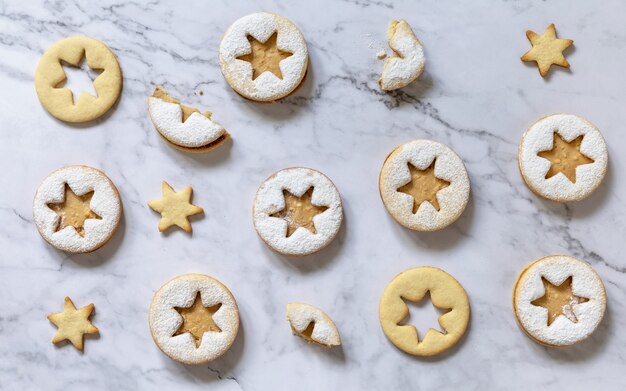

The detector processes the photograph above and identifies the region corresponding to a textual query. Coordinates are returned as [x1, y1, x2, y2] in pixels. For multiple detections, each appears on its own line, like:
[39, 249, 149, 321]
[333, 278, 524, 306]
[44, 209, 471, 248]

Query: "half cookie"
[148, 86, 229, 153]
[219, 12, 308, 102]
[33, 165, 122, 253]
[379, 20, 425, 91]
[513, 255, 606, 347]
[286, 303, 341, 348]
[518, 114, 608, 202]
[253, 167, 343, 256]
[149, 274, 240, 365]
[379, 140, 470, 231]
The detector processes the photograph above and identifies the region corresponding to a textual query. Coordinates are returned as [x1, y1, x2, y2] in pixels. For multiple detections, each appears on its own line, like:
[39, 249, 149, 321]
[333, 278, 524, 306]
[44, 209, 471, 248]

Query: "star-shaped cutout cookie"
[397, 160, 450, 213]
[47, 297, 99, 351]
[173, 292, 222, 348]
[537, 132, 594, 184]
[531, 276, 589, 326]
[521, 24, 573, 77]
[270, 187, 329, 238]
[148, 181, 203, 233]
[47, 183, 102, 237]
[236, 32, 293, 80]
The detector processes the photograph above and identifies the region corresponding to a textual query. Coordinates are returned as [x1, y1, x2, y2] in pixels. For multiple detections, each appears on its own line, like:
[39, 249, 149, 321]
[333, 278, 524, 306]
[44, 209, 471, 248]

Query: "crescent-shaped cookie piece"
[379, 20, 425, 91]
[148, 86, 229, 153]
[286, 303, 341, 348]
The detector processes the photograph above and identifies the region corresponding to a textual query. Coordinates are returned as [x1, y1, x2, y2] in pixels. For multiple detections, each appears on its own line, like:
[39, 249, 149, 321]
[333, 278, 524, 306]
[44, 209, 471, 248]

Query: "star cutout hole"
[537, 132, 594, 184]
[56, 55, 103, 105]
[236, 32, 293, 80]
[270, 187, 329, 238]
[397, 159, 450, 213]
[398, 292, 451, 342]
[173, 292, 223, 348]
[46, 183, 102, 237]
[530, 276, 589, 326]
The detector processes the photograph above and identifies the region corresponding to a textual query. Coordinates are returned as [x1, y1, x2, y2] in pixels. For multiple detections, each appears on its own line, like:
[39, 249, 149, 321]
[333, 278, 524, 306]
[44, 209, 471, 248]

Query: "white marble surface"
[1, 1, 625, 389]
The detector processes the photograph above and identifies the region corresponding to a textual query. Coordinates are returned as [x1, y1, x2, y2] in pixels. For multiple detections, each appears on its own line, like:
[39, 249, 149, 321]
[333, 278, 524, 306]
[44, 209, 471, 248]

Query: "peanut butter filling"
[397, 159, 451, 213]
[236, 32, 293, 80]
[537, 132, 594, 184]
[270, 187, 329, 237]
[291, 321, 327, 347]
[173, 292, 222, 348]
[530, 276, 589, 326]
[47, 184, 102, 236]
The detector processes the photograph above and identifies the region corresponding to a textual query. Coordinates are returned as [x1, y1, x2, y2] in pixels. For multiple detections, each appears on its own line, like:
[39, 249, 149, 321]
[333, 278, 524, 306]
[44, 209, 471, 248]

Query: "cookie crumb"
[376, 50, 387, 59]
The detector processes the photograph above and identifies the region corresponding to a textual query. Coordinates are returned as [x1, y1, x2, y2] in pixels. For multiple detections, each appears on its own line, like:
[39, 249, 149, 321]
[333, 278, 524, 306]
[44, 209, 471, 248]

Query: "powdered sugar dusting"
[33, 166, 122, 253]
[286, 302, 341, 347]
[219, 12, 308, 101]
[148, 97, 225, 148]
[379, 140, 470, 231]
[149, 274, 240, 365]
[379, 20, 425, 91]
[253, 167, 343, 256]
[518, 114, 608, 202]
[514, 256, 606, 346]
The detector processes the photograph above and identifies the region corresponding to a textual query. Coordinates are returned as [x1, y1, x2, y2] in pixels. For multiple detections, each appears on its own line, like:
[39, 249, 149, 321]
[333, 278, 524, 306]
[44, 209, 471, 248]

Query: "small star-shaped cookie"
[148, 181, 203, 232]
[47, 297, 99, 351]
[521, 24, 573, 77]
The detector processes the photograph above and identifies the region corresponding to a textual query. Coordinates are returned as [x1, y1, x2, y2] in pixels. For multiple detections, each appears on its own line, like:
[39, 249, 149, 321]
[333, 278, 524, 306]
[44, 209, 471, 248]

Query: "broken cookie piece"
[286, 302, 341, 348]
[148, 86, 230, 153]
[378, 20, 425, 91]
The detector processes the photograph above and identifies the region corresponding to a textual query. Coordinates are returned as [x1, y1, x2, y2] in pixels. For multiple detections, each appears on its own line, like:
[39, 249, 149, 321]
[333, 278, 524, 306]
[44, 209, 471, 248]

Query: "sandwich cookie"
[253, 167, 343, 256]
[379, 140, 470, 231]
[33, 166, 122, 253]
[219, 12, 308, 102]
[518, 114, 608, 202]
[149, 274, 240, 364]
[513, 255, 606, 347]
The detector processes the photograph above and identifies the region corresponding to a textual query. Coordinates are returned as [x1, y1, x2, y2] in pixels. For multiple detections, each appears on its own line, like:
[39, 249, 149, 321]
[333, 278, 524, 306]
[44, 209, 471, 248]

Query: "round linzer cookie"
[33, 166, 122, 253]
[379, 20, 425, 91]
[253, 167, 343, 256]
[518, 114, 608, 202]
[149, 274, 240, 365]
[35, 36, 122, 123]
[379, 140, 470, 231]
[218, 12, 308, 102]
[379, 267, 470, 356]
[513, 255, 606, 347]
[148, 86, 230, 153]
